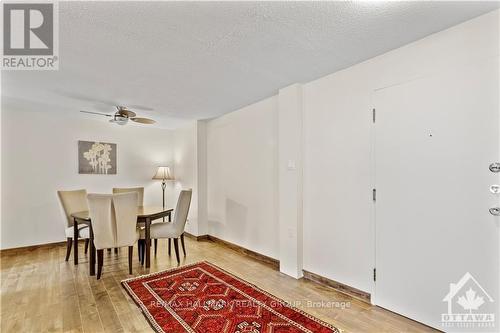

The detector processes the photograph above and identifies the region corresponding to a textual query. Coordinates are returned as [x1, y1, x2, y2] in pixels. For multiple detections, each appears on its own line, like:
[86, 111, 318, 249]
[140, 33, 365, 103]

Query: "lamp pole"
[162, 179, 166, 222]
[153, 166, 173, 223]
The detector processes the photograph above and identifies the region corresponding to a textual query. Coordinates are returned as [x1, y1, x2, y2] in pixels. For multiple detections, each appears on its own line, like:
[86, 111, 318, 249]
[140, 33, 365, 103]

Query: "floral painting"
[78, 141, 117, 174]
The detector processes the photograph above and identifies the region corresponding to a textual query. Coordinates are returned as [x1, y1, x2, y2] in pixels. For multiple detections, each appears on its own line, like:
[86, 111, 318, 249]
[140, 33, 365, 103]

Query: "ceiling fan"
[80, 106, 156, 126]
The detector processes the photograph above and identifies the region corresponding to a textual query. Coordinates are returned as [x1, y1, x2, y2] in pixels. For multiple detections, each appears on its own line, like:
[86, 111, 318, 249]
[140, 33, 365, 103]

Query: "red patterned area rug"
[122, 261, 341, 333]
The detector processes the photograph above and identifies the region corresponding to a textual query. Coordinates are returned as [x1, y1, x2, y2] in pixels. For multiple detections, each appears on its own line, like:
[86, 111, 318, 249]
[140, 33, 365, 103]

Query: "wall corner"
[278, 83, 304, 279]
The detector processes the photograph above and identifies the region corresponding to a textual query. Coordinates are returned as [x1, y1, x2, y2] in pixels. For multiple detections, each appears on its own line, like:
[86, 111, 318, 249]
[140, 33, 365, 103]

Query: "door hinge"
[373, 268, 377, 282]
[372, 188, 376, 202]
[372, 108, 376, 123]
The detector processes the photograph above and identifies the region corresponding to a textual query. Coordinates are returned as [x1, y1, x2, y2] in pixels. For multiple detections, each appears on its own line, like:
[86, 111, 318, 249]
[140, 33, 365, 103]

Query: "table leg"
[89, 224, 95, 276]
[168, 212, 171, 222]
[145, 217, 151, 268]
[73, 218, 78, 265]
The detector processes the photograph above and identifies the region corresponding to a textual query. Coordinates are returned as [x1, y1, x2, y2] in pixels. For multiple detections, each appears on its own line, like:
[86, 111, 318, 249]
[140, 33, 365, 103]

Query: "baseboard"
[208, 235, 280, 270]
[183, 232, 210, 241]
[303, 271, 440, 330]
[0, 239, 85, 254]
[184, 232, 280, 270]
[303, 269, 371, 304]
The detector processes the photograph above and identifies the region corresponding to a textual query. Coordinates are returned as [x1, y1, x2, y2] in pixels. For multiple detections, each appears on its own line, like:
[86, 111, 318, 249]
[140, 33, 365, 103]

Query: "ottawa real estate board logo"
[1, 1, 59, 70]
[442, 272, 495, 330]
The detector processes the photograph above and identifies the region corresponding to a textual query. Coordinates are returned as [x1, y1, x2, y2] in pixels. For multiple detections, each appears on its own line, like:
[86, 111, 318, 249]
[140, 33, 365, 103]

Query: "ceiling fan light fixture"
[109, 115, 128, 125]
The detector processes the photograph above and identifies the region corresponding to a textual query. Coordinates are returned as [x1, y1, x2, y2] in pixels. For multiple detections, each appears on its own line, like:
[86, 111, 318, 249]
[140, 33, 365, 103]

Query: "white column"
[278, 83, 303, 278]
[196, 120, 208, 236]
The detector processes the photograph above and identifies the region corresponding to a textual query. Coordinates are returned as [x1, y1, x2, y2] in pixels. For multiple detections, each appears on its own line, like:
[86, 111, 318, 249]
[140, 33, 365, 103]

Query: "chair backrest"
[112, 192, 138, 247]
[172, 189, 192, 236]
[112, 187, 144, 206]
[87, 194, 116, 250]
[57, 189, 88, 227]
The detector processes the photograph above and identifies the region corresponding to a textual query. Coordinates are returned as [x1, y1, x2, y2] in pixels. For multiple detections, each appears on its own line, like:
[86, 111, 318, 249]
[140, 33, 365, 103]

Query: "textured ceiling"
[2, 1, 499, 128]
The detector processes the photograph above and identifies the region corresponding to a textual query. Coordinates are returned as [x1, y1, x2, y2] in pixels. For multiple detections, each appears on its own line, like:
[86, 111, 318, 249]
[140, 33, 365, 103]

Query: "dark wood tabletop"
[72, 206, 173, 220]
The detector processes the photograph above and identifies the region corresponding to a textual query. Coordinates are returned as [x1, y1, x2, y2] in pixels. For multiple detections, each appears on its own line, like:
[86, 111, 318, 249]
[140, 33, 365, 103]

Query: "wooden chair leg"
[154, 239, 158, 257]
[168, 238, 171, 256]
[84, 239, 89, 254]
[97, 249, 104, 280]
[180, 233, 186, 256]
[65, 238, 72, 261]
[128, 246, 133, 275]
[173, 238, 180, 264]
[138, 241, 142, 262]
[140, 241, 145, 266]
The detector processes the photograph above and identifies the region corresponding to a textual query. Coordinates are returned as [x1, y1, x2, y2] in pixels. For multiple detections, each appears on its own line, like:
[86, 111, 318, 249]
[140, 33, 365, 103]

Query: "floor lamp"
[152, 166, 174, 220]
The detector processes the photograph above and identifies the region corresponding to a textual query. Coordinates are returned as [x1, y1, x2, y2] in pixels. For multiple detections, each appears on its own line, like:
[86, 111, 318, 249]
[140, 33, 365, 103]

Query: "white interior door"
[374, 58, 499, 331]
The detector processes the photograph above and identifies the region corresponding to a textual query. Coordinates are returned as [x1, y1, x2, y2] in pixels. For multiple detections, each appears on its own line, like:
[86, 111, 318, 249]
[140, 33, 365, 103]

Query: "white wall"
[302, 10, 500, 295]
[1, 109, 174, 249]
[173, 122, 198, 235]
[172, 120, 208, 237]
[176, 12, 499, 295]
[206, 96, 279, 259]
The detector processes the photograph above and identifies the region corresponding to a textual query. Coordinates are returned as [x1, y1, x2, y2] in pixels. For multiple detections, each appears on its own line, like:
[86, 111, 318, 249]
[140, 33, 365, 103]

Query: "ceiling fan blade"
[80, 110, 113, 117]
[117, 108, 137, 118]
[131, 117, 156, 124]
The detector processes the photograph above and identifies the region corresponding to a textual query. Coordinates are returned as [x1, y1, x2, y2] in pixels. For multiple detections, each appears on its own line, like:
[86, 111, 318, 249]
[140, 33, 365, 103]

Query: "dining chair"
[87, 192, 139, 279]
[112, 187, 144, 206]
[140, 189, 192, 264]
[112, 186, 164, 258]
[113, 192, 141, 275]
[57, 189, 90, 261]
[112, 187, 144, 256]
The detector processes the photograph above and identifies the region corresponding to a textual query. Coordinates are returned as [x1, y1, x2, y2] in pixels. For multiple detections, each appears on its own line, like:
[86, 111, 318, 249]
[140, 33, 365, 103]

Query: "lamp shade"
[152, 166, 174, 180]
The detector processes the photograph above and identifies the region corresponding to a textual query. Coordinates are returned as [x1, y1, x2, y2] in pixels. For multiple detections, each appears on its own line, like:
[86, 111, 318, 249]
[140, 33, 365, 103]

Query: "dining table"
[71, 206, 173, 275]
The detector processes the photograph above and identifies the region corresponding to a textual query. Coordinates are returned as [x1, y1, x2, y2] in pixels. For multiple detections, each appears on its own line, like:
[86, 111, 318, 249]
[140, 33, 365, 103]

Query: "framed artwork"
[78, 140, 117, 174]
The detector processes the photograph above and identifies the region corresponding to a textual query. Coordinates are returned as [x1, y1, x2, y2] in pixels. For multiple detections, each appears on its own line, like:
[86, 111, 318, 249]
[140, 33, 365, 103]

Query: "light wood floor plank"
[1, 239, 438, 332]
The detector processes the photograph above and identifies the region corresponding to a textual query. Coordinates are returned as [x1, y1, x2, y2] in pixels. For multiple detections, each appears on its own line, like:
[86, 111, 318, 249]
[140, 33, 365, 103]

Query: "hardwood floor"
[1, 238, 438, 333]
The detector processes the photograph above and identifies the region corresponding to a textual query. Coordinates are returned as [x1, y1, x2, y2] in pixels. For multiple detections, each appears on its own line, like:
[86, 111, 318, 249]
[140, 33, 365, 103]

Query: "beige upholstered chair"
[57, 189, 90, 261]
[87, 192, 139, 279]
[112, 187, 144, 255]
[140, 190, 192, 264]
[112, 187, 144, 206]
[112, 186, 165, 257]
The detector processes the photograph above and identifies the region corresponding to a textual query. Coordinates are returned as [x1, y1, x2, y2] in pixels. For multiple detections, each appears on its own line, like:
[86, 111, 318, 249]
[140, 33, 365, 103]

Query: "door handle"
[489, 207, 500, 216]
[489, 162, 500, 173]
